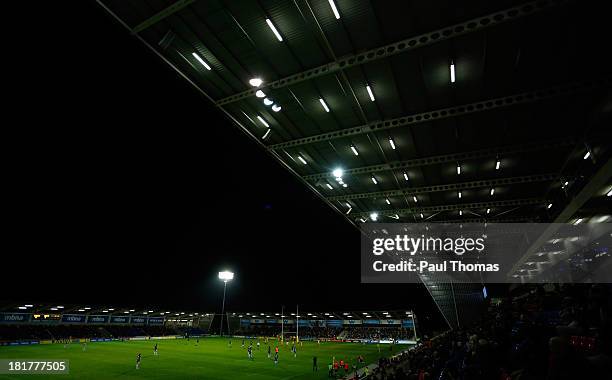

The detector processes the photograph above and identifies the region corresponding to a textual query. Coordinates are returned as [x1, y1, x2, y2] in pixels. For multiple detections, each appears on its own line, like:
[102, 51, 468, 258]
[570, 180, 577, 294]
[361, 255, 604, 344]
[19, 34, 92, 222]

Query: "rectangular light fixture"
[457, 164, 461, 175]
[413, 196, 418, 203]
[328, 0, 340, 19]
[256, 116, 270, 128]
[371, 176, 378, 184]
[490, 188, 495, 196]
[298, 156, 307, 165]
[326, 183, 333, 190]
[496, 160, 500, 170]
[459, 210, 463, 216]
[403, 172, 409, 181]
[319, 98, 330, 112]
[366, 85, 375, 101]
[583, 151, 591, 160]
[350, 145, 359, 156]
[385, 198, 391, 205]
[574, 218, 583, 225]
[458, 191, 462, 199]
[420, 213, 424, 219]
[388, 138, 396, 150]
[262, 129, 271, 140]
[265, 18, 283, 41]
[450, 62, 456, 83]
[486, 208, 490, 214]
[608, 189, 612, 197]
[547, 203, 553, 209]
[191, 52, 211, 70]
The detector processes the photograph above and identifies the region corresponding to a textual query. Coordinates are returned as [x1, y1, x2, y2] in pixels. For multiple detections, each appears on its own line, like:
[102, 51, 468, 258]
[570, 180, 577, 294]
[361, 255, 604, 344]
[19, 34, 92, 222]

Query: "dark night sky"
[3, 2, 443, 329]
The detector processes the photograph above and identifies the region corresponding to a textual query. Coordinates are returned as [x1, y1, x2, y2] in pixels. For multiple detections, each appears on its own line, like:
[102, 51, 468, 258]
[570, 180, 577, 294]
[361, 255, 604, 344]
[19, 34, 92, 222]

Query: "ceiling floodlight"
[263, 98, 274, 106]
[255, 90, 266, 98]
[271, 104, 281, 112]
[249, 78, 263, 87]
[403, 172, 409, 181]
[332, 168, 344, 178]
[298, 156, 307, 165]
[350, 145, 359, 156]
[370, 212, 378, 221]
[450, 61, 456, 83]
[371, 176, 378, 184]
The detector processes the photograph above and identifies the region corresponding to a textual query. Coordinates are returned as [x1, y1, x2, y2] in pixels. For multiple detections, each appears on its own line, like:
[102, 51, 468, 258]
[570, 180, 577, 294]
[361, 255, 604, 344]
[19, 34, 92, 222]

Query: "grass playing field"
[0, 337, 410, 379]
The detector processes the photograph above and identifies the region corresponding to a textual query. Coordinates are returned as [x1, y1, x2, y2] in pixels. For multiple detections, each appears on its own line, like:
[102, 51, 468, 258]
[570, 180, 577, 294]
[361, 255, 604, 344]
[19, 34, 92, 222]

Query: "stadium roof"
[97, 0, 610, 230]
[232, 310, 413, 319]
[96, 0, 611, 328]
[0, 303, 413, 321]
[0, 303, 206, 319]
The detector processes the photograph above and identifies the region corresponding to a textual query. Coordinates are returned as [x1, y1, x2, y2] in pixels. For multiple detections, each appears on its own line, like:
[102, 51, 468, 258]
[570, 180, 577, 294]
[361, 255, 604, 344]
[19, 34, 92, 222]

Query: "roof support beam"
[215, 0, 570, 106]
[329, 174, 556, 202]
[131, 0, 198, 34]
[434, 216, 538, 223]
[507, 157, 612, 276]
[304, 138, 574, 181]
[353, 198, 545, 219]
[268, 77, 610, 150]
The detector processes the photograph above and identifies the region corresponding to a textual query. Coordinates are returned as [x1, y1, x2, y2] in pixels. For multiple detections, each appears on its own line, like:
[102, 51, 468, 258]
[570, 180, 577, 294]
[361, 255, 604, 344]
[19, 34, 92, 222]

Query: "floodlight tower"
[218, 271, 234, 336]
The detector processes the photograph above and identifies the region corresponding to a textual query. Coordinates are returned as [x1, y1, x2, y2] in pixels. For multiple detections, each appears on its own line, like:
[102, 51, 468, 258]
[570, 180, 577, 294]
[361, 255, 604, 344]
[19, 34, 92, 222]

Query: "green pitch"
[0, 337, 410, 379]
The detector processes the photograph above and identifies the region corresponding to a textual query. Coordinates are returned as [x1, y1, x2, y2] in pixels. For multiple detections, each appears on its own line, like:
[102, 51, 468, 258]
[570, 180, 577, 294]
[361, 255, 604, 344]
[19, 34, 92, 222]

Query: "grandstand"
[0, 305, 416, 344]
